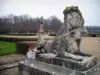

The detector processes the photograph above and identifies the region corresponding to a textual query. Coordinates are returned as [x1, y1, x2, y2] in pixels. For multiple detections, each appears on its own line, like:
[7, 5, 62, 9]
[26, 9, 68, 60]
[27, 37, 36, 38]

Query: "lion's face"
[64, 12, 83, 31]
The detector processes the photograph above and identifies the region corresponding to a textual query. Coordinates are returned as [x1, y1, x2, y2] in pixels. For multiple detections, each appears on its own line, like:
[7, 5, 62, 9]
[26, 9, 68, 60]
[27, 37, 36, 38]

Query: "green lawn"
[0, 41, 16, 56]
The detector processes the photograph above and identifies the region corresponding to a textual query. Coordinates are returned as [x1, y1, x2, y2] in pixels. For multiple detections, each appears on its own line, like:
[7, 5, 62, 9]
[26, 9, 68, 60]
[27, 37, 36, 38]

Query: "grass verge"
[0, 41, 16, 56]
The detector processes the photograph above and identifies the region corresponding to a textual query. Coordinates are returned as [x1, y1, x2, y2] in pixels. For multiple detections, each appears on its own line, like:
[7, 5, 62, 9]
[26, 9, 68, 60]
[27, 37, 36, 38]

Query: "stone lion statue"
[27, 6, 97, 71]
[58, 6, 85, 52]
[36, 6, 90, 58]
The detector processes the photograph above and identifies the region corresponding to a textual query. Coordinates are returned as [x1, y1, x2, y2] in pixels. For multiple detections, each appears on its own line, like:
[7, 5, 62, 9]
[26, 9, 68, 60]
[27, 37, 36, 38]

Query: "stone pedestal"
[19, 58, 100, 75]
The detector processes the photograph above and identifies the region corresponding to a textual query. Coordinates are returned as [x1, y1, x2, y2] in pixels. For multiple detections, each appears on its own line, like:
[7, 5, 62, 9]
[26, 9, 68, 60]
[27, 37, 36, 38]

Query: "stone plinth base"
[19, 58, 100, 75]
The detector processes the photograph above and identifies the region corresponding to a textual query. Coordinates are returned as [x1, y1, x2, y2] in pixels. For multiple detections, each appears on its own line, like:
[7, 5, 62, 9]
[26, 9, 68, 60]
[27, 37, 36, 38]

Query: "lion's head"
[63, 6, 84, 31]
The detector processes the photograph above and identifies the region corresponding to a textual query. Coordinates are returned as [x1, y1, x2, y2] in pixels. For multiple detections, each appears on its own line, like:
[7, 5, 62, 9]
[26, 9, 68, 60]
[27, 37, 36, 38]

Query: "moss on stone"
[63, 6, 83, 19]
[63, 6, 84, 27]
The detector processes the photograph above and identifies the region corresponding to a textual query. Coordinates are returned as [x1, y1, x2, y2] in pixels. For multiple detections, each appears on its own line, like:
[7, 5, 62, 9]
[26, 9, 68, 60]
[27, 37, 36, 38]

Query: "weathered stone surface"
[0, 54, 25, 70]
[0, 67, 18, 75]
[37, 53, 97, 71]
[19, 58, 100, 75]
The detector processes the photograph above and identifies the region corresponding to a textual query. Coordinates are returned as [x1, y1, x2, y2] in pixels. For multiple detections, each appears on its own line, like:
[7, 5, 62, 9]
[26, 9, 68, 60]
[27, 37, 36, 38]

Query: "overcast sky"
[0, 0, 100, 26]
